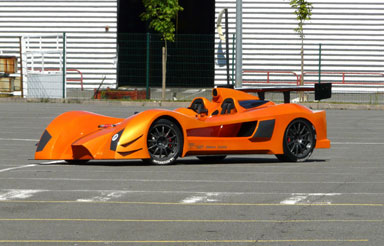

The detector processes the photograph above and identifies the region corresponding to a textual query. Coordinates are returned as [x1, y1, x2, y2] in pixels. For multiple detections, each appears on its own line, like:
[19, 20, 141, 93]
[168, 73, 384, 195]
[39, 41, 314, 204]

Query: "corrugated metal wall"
[0, 0, 117, 89]
[2, 0, 383, 90]
[215, 0, 384, 86]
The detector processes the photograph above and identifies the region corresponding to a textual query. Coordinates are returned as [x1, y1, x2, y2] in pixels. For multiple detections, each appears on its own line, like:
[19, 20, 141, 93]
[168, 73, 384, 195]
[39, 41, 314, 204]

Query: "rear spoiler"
[230, 83, 332, 103]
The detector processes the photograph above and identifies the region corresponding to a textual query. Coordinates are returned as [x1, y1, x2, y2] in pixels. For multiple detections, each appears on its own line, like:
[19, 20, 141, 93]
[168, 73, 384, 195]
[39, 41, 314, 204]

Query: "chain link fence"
[118, 33, 215, 88]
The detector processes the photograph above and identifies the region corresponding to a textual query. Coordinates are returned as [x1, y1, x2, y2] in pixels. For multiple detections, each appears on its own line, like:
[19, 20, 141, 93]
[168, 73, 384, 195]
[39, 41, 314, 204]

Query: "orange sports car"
[35, 86, 331, 165]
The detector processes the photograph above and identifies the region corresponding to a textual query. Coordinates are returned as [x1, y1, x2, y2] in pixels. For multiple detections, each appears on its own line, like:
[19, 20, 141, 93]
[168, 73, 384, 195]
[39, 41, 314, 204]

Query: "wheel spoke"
[153, 147, 159, 155]
[163, 147, 169, 156]
[297, 143, 304, 154]
[148, 144, 156, 150]
[290, 144, 296, 153]
[295, 124, 300, 134]
[159, 148, 163, 158]
[299, 126, 306, 135]
[165, 128, 171, 137]
[294, 144, 299, 155]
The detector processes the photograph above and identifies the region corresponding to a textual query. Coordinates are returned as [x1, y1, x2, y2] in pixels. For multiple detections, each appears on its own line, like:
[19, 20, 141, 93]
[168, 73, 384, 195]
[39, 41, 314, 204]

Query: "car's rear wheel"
[276, 119, 316, 162]
[197, 155, 227, 163]
[144, 119, 182, 165]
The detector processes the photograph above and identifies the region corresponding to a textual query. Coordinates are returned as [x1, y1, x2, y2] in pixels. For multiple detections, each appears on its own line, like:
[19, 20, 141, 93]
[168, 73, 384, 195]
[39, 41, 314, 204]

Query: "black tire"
[65, 160, 89, 164]
[276, 119, 316, 162]
[144, 118, 182, 165]
[197, 155, 227, 163]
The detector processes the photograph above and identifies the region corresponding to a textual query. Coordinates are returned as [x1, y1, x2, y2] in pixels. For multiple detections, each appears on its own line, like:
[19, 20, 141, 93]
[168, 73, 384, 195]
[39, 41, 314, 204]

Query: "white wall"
[215, 0, 384, 86]
[2, 0, 383, 90]
[0, 0, 117, 89]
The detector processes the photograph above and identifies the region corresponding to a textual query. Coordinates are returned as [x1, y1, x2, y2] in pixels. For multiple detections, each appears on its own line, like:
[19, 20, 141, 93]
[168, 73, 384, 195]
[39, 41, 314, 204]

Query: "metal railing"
[301, 72, 384, 85]
[243, 70, 299, 85]
[243, 70, 384, 86]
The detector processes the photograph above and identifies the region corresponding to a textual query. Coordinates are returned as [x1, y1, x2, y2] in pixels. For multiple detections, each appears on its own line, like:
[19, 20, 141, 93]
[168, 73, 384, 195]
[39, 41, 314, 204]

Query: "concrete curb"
[1, 97, 384, 110]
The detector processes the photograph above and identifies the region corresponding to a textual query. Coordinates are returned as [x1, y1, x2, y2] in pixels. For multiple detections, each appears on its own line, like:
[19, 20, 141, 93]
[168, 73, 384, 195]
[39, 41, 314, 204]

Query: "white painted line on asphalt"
[280, 195, 308, 205]
[333, 142, 384, 145]
[0, 138, 39, 142]
[181, 193, 220, 204]
[1, 189, 384, 196]
[0, 164, 36, 173]
[1, 177, 384, 184]
[280, 193, 341, 205]
[77, 191, 127, 202]
[0, 189, 44, 201]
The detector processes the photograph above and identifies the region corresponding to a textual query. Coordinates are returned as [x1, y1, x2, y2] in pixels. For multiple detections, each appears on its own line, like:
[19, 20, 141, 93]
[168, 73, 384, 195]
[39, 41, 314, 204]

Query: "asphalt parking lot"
[0, 102, 383, 245]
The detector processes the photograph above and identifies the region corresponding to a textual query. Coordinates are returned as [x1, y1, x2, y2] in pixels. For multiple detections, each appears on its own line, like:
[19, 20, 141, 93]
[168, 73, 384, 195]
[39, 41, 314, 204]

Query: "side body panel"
[184, 103, 329, 156]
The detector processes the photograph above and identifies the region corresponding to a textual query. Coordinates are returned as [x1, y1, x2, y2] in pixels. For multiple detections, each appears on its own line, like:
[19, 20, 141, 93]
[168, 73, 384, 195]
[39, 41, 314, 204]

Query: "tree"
[289, 0, 313, 86]
[141, 0, 183, 100]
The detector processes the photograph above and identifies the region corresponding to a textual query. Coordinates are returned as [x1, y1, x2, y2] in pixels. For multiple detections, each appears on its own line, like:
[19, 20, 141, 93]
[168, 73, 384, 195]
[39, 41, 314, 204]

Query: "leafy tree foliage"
[290, 0, 313, 38]
[140, 0, 183, 43]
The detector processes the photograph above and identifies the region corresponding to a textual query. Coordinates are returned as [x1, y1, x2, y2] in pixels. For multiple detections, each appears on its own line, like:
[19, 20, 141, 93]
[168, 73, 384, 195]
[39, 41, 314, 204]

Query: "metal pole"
[231, 34, 236, 85]
[62, 32, 66, 99]
[318, 43, 322, 84]
[146, 33, 150, 99]
[235, 0, 242, 88]
[19, 36, 24, 98]
[161, 46, 166, 101]
[225, 8, 230, 87]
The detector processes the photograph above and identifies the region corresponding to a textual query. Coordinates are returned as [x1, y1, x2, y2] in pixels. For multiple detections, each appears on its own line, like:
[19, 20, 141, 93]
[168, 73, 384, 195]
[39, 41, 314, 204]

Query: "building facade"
[1, 0, 383, 92]
[215, 0, 384, 86]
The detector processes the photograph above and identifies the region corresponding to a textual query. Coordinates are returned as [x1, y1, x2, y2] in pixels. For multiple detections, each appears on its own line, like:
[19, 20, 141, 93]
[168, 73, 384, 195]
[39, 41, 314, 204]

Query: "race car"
[35, 86, 331, 165]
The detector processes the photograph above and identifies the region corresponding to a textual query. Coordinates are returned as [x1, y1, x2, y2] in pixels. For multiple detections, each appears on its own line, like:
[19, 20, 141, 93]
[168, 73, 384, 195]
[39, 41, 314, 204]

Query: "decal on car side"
[110, 129, 124, 151]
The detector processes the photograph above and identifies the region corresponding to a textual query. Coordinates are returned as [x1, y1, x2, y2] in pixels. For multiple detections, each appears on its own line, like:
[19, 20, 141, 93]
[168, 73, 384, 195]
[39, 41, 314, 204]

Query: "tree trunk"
[300, 36, 304, 86]
[299, 33, 306, 102]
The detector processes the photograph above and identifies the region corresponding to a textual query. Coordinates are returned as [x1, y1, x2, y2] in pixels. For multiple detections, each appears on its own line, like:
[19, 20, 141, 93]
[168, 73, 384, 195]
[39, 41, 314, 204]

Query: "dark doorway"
[117, 0, 146, 33]
[117, 0, 215, 88]
[177, 0, 215, 35]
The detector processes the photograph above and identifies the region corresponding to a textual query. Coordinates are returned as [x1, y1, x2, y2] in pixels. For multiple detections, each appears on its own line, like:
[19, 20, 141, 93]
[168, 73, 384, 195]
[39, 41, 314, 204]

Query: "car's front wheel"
[276, 119, 316, 162]
[144, 119, 182, 165]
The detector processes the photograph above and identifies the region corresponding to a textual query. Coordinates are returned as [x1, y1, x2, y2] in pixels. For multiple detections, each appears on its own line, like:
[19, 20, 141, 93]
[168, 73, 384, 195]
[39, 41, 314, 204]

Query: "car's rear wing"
[233, 83, 332, 103]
